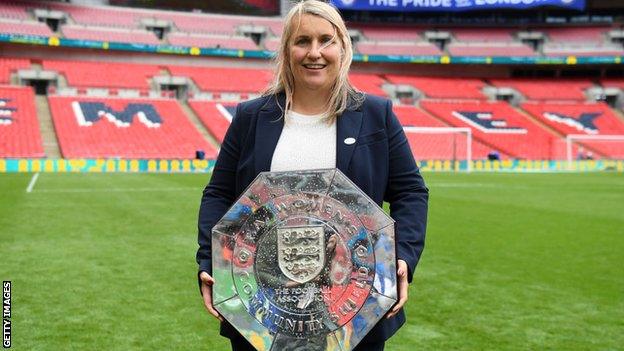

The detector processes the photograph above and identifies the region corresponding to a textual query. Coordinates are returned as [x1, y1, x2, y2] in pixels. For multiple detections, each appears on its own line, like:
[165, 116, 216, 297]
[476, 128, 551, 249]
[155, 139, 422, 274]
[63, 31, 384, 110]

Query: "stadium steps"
[178, 100, 220, 150]
[611, 107, 624, 123]
[512, 105, 605, 158]
[512, 104, 565, 138]
[34, 95, 62, 158]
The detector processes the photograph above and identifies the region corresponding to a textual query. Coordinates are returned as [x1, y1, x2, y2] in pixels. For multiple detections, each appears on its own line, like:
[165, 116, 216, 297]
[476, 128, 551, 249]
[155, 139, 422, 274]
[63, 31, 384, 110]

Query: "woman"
[197, 1, 428, 350]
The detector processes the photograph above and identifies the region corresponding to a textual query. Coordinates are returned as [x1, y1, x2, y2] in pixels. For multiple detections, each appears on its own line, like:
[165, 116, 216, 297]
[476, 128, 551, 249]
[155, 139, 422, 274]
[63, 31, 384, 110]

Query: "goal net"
[565, 134, 624, 163]
[403, 127, 473, 171]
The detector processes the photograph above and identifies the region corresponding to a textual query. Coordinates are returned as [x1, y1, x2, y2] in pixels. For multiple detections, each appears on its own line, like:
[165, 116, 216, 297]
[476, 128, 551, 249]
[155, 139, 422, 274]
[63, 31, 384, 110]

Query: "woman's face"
[289, 14, 342, 96]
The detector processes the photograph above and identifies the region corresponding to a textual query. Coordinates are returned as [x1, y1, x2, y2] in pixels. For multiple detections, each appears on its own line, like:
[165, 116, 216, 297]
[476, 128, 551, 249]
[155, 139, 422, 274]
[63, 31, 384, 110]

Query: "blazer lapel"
[255, 95, 285, 174]
[336, 108, 363, 173]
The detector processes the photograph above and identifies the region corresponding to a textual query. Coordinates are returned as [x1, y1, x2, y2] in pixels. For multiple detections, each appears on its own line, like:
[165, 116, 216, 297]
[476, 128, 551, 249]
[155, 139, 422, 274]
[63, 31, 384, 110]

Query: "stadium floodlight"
[565, 134, 624, 164]
[403, 127, 472, 172]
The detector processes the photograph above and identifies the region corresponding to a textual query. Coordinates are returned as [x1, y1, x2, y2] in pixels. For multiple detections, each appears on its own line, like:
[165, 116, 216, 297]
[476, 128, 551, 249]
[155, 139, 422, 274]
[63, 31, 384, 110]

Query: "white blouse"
[270, 110, 337, 172]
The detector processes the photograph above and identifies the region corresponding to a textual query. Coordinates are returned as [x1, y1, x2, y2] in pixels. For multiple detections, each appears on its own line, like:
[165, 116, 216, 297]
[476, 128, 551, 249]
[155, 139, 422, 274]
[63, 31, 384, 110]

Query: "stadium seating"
[37, 1, 138, 28]
[542, 26, 609, 43]
[187, 100, 233, 143]
[355, 25, 423, 41]
[356, 41, 442, 56]
[62, 25, 160, 45]
[600, 78, 624, 90]
[47, 96, 215, 159]
[396, 105, 506, 160]
[385, 75, 487, 99]
[521, 101, 624, 158]
[488, 79, 594, 101]
[349, 73, 387, 97]
[421, 100, 558, 159]
[264, 37, 280, 52]
[447, 43, 537, 57]
[451, 28, 515, 42]
[0, 2, 29, 20]
[168, 65, 272, 93]
[539, 26, 620, 57]
[167, 33, 257, 50]
[43, 60, 160, 89]
[0, 58, 31, 84]
[0, 85, 44, 158]
[542, 42, 624, 57]
[0, 18, 54, 37]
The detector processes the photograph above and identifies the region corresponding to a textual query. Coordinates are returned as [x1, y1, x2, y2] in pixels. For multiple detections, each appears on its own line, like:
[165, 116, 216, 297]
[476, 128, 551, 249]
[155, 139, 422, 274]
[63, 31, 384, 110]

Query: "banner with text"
[330, 0, 585, 12]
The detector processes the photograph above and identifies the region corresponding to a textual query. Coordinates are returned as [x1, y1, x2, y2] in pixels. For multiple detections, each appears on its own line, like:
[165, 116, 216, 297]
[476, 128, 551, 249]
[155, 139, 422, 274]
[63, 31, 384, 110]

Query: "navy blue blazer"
[197, 93, 428, 342]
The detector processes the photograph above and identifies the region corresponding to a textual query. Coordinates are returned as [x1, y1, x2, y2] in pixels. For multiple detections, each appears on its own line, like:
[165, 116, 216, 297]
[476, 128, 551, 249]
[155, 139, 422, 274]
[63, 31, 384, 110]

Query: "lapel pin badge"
[344, 137, 356, 145]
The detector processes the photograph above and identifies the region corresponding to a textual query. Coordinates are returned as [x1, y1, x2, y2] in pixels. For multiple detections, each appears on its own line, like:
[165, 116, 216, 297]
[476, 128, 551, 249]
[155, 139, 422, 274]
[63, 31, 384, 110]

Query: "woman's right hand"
[199, 271, 224, 322]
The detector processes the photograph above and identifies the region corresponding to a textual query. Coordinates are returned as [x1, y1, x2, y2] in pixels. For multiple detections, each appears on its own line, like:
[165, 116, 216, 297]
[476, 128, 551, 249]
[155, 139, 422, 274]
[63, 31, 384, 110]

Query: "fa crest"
[277, 226, 325, 284]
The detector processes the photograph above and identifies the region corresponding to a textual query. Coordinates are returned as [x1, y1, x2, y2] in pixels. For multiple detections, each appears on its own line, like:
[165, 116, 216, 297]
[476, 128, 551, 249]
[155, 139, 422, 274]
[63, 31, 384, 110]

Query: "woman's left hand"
[386, 259, 408, 319]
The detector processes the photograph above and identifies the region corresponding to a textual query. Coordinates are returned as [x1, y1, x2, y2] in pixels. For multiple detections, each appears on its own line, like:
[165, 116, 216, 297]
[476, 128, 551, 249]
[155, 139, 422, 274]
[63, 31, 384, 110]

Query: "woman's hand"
[386, 259, 408, 319]
[199, 271, 224, 322]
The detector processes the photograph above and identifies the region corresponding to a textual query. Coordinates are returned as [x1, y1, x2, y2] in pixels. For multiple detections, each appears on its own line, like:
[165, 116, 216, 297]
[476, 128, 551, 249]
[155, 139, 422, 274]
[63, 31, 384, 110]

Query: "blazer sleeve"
[196, 104, 244, 278]
[383, 99, 429, 283]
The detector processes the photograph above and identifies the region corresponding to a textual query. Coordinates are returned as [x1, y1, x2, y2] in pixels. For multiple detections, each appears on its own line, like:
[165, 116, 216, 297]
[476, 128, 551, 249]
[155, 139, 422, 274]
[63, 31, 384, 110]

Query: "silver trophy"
[211, 169, 397, 351]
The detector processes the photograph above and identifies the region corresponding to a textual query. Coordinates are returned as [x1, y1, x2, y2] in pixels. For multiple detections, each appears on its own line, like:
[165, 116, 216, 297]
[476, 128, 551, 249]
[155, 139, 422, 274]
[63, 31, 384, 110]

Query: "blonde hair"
[264, 0, 363, 120]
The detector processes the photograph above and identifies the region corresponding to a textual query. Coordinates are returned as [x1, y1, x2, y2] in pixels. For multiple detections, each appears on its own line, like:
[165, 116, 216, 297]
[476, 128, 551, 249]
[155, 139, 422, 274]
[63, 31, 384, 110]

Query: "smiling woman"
[264, 0, 362, 120]
[196, 1, 429, 351]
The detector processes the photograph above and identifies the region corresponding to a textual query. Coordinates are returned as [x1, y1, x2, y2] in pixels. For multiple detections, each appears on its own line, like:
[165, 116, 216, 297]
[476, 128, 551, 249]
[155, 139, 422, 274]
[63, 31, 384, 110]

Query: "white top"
[270, 111, 337, 172]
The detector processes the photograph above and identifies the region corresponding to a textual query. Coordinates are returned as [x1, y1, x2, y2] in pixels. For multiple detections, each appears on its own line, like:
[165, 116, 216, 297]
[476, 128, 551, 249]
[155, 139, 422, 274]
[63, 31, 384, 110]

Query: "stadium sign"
[211, 169, 398, 351]
[330, 0, 585, 12]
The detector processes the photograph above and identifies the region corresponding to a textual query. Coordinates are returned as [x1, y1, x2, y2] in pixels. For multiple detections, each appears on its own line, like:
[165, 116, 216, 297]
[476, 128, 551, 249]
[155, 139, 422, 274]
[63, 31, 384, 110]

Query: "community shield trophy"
[211, 169, 398, 351]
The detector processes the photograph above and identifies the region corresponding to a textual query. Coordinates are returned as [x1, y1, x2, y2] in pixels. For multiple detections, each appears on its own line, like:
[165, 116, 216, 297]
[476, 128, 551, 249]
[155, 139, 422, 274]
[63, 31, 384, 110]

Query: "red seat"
[421, 100, 559, 159]
[48, 96, 216, 159]
[0, 86, 45, 158]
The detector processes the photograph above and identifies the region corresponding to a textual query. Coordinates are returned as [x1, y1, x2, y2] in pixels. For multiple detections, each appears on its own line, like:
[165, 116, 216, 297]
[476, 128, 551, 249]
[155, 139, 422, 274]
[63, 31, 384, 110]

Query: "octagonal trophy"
[211, 169, 397, 351]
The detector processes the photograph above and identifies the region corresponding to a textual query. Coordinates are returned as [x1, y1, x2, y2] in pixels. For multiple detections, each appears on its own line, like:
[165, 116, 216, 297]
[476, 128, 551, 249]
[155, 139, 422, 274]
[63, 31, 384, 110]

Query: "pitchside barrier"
[0, 158, 623, 173]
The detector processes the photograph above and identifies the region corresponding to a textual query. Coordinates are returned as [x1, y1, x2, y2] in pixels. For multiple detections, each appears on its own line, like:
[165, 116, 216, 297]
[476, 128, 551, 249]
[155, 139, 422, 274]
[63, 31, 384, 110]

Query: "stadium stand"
[420, 100, 558, 159]
[386, 76, 487, 99]
[542, 26, 609, 42]
[0, 85, 44, 158]
[349, 73, 387, 96]
[395, 105, 498, 160]
[0, 58, 31, 84]
[451, 28, 515, 42]
[43, 60, 160, 90]
[187, 100, 233, 143]
[61, 25, 160, 45]
[167, 33, 257, 50]
[264, 37, 280, 51]
[0, 2, 29, 19]
[540, 26, 622, 57]
[447, 42, 537, 57]
[355, 25, 423, 41]
[600, 78, 624, 90]
[48, 96, 215, 159]
[488, 79, 594, 101]
[521, 101, 624, 158]
[356, 41, 442, 56]
[0, 18, 54, 36]
[168, 65, 272, 93]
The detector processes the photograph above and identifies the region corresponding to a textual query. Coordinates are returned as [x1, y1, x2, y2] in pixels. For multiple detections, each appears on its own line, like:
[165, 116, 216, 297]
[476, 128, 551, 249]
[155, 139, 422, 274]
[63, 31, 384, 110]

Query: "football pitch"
[1, 171, 622, 350]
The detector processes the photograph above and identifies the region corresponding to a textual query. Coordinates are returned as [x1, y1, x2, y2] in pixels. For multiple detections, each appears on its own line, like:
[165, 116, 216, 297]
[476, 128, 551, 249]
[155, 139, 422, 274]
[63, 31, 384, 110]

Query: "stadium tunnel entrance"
[17, 70, 57, 95]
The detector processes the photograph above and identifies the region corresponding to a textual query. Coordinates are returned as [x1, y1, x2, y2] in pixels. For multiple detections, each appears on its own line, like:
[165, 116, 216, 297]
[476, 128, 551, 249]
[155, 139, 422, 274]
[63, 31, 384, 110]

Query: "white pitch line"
[26, 172, 40, 193]
[35, 187, 200, 194]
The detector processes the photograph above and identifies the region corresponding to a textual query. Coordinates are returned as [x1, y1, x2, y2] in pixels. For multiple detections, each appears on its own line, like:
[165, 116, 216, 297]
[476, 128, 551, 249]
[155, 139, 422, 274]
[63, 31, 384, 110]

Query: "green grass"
[1, 172, 622, 350]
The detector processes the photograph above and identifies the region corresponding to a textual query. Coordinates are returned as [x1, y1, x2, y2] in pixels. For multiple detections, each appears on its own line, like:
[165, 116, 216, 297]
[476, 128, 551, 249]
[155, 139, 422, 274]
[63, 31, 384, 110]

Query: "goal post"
[402, 127, 473, 172]
[565, 134, 624, 164]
